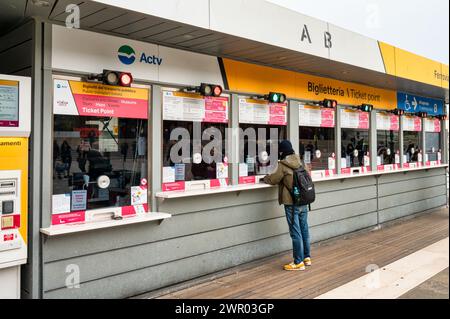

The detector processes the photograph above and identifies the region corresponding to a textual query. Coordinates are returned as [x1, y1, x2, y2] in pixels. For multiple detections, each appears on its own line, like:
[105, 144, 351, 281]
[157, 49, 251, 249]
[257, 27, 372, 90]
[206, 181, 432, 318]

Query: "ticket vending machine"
[0, 75, 31, 299]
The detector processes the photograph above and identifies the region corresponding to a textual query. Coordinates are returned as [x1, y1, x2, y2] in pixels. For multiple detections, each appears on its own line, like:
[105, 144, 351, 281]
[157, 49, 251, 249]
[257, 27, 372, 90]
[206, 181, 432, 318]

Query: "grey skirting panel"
[41, 167, 447, 298]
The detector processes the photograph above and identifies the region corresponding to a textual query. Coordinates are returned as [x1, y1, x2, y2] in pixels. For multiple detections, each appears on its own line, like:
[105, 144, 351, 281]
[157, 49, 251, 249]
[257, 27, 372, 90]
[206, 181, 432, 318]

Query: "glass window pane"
[425, 132, 440, 161]
[341, 128, 370, 168]
[376, 130, 399, 165]
[239, 124, 287, 177]
[299, 126, 335, 171]
[403, 131, 421, 163]
[53, 115, 148, 211]
[162, 121, 227, 182]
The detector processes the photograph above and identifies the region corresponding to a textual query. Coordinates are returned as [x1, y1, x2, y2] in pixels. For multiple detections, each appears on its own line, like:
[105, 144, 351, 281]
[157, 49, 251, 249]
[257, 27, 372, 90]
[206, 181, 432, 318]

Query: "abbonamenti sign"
[397, 92, 445, 116]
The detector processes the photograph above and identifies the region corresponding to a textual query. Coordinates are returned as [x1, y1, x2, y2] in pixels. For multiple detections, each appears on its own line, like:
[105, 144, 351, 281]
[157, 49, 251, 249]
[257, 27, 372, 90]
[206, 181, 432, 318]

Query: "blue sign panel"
[397, 92, 444, 116]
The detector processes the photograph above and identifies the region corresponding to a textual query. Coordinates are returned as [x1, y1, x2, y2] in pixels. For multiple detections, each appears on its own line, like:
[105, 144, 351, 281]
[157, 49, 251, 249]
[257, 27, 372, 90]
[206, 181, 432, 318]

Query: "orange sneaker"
[284, 262, 306, 271]
[304, 257, 312, 266]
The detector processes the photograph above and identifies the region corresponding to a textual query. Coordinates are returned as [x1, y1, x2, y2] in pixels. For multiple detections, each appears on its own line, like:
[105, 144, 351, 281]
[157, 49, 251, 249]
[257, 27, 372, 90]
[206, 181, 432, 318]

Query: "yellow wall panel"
[0, 138, 28, 243]
[378, 42, 397, 76]
[395, 47, 443, 87]
[439, 64, 449, 89]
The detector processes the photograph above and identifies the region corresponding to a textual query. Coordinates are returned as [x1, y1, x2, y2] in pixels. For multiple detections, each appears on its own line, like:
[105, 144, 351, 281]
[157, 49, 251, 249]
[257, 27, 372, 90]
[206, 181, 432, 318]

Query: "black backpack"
[290, 167, 316, 207]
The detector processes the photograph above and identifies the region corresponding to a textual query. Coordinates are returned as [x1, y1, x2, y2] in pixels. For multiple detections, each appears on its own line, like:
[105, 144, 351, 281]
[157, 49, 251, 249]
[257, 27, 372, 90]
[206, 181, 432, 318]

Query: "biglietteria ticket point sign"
[222, 59, 398, 110]
[53, 80, 149, 119]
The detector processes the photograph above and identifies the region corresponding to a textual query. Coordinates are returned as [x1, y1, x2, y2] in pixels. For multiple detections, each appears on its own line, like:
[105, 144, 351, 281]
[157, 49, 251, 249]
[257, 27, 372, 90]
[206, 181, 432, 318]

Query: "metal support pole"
[288, 100, 299, 154]
[369, 110, 377, 171]
[421, 117, 426, 165]
[151, 85, 162, 210]
[399, 115, 404, 168]
[229, 93, 240, 185]
[335, 105, 342, 175]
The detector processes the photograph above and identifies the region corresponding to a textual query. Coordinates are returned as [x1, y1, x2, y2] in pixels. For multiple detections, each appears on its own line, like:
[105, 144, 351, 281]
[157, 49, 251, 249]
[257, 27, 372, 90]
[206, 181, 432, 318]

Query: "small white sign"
[163, 166, 175, 183]
[239, 163, 249, 177]
[131, 186, 147, 206]
[52, 194, 71, 214]
[364, 155, 370, 167]
[341, 158, 347, 168]
[328, 157, 336, 170]
[216, 162, 228, 179]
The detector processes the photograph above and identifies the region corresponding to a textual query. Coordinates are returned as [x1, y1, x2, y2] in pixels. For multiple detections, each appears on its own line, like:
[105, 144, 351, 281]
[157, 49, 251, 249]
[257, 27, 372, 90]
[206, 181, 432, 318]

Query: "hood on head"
[280, 154, 301, 169]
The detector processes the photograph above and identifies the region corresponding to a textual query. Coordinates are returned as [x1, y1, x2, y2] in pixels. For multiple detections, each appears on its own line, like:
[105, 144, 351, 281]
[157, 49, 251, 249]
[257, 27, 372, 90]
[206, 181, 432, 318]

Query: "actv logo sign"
[117, 45, 163, 66]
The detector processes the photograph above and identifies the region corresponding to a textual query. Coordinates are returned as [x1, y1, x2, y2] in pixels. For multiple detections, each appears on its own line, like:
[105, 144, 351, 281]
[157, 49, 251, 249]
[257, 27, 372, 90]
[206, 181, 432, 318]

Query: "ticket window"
[51, 78, 150, 225]
[424, 118, 442, 163]
[299, 104, 336, 176]
[161, 90, 230, 191]
[162, 122, 228, 183]
[53, 116, 148, 210]
[376, 112, 400, 168]
[425, 133, 441, 162]
[299, 127, 335, 171]
[340, 108, 370, 172]
[341, 129, 370, 168]
[402, 115, 423, 165]
[238, 98, 287, 184]
[240, 123, 287, 178]
[377, 130, 400, 165]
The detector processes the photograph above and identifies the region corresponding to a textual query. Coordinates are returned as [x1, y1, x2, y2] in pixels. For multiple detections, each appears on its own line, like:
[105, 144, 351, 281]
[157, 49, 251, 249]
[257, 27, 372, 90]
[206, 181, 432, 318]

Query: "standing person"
[53, 140, 60, 178]
[60, 140, 72, 178]
[263, 140, 311, 271]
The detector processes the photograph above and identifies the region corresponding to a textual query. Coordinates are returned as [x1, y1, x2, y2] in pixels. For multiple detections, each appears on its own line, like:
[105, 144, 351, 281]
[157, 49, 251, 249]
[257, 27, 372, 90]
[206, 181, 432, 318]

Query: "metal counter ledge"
[155, 164, 448, 199]
[40, 212, 172, 237]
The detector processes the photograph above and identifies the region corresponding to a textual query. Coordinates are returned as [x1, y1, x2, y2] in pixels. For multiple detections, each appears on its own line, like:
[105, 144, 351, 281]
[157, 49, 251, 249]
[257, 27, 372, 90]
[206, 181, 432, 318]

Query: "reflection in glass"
[376, 130, 399, 165]
[53, 115, 148, 211]
[403, 131, 421, 163]
[162, 121, 227, 181]
[239, 124, 287, 177]
[341, 129, 370, 168]
[299, 126, 335, 171]
[425, 132, 441, 161]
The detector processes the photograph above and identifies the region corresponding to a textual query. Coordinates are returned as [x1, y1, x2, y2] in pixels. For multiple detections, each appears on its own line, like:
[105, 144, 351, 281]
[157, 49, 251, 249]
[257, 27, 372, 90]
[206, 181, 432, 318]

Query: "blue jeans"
[284, 205, 311, 264]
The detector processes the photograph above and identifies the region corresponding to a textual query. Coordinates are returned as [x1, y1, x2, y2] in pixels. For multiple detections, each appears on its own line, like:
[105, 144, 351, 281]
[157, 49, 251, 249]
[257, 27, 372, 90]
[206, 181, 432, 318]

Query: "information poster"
[424, 118, 441, 132]
[53, 79, 149, 119]
[239, 98, 287, 125]
[98, 117, 119, 152]
[403, 115, 422, 131]
[71, 190, 87, 211]
[174, 164, 186, 181]
[0, 80, 19, 127]
[299, 104, 335, 127]
[163, 91, 228, 123]
[376, 112, 399, 131]
[340, 109, 369, 129]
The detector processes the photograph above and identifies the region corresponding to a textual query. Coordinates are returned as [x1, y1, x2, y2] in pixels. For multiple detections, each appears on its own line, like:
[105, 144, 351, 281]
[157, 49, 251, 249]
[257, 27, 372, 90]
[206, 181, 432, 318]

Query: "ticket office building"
[0, 18, 448, 299]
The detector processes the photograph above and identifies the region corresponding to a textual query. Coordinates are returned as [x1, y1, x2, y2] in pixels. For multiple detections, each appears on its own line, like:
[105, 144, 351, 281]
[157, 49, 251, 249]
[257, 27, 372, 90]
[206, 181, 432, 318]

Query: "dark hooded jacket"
[263, 154, 302, 205]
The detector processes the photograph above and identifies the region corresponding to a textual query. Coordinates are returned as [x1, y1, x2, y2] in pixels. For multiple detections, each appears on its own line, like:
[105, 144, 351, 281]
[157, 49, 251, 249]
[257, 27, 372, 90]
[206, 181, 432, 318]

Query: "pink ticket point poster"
[53, 79, 149, 119]
[268, 102, 287, 125]
[358, 112, 369, 129]
[204, 96, 229, 123]
[320, 108, 335, 127]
